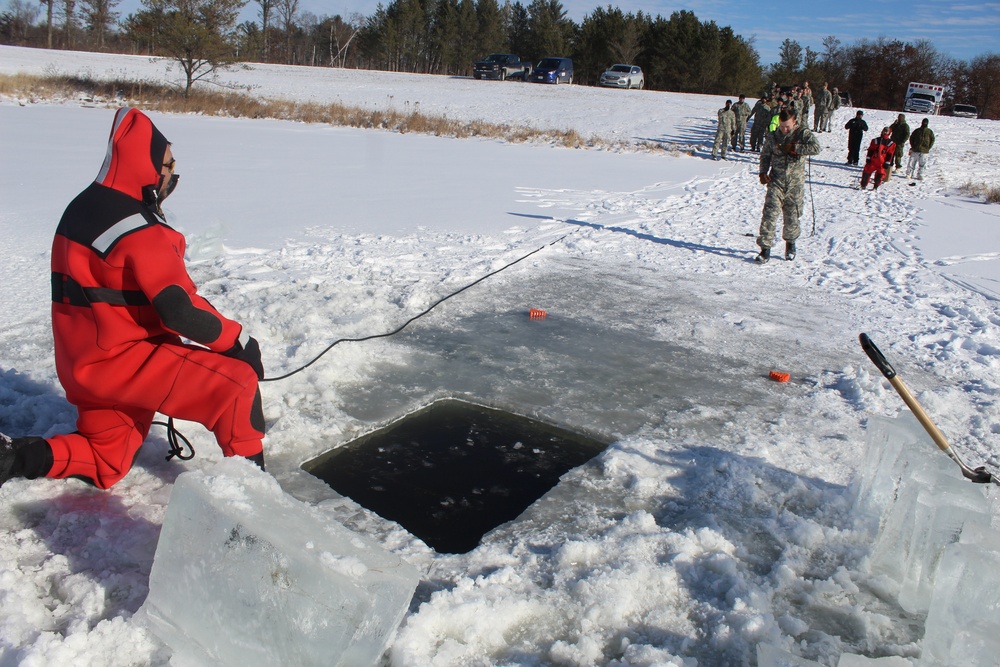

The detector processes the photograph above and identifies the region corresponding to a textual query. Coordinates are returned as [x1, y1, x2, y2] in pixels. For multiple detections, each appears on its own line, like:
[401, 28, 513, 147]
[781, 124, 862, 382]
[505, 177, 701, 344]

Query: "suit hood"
[94, 107, 169, 201]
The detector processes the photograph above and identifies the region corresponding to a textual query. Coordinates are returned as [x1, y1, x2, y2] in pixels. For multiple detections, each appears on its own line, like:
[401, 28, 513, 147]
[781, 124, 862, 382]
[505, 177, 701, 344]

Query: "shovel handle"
[859, 333, 896, 379]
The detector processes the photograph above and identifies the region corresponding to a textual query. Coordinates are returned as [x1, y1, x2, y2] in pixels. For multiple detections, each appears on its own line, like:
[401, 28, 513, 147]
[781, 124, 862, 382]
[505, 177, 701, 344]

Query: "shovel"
[859, 333, 996, 485]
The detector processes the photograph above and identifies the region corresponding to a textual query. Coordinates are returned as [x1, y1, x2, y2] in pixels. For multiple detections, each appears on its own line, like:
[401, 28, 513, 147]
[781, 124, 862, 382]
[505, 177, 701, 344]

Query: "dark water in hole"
[302, 399, 609, 553]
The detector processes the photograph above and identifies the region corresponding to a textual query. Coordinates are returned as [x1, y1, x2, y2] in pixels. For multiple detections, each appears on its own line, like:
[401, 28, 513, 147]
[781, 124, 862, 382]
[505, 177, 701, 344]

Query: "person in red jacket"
[861, 127, 896, 191]
[1, 107, 265, 489]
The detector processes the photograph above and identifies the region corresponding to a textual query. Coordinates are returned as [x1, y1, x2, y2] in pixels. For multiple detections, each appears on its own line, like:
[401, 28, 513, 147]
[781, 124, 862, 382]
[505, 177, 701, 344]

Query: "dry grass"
[959, 181, 1000, 204]
[0, 71, 693, 155]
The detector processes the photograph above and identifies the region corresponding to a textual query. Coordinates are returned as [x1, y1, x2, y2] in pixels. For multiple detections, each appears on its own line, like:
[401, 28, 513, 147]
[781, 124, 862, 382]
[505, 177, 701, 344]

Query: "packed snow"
[1, 45, 999, 666]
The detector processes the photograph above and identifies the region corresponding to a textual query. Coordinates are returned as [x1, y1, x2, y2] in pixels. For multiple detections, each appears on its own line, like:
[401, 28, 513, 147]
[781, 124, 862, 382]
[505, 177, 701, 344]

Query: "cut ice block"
[756, 643, 824, 666]
[838, 655, 913, 666]
[868, 457, 990, 614]
[852, 413, 949, 532]
[918, 523, 1000, 667]
[862, 414, 991, 614]
[138, 458, 420, 667]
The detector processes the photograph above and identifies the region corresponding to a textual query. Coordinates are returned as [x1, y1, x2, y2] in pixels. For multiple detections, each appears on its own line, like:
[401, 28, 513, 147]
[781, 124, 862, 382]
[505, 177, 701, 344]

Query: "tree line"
[1, 0, 997, 117]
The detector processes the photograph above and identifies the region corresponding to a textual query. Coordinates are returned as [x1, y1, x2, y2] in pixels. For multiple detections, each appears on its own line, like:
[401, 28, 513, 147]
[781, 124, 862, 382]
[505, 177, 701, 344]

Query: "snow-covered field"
[1, 45, 999, 665]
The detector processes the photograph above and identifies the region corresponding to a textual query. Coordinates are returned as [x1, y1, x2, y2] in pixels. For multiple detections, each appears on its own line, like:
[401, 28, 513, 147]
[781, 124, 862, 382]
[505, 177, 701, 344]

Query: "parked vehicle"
[528, 58, 573, 84]
[903, 82, 946, 115]
[952, 104, 979, 118]
[838, 91, 852, 107]
[599, 64, 644, 89]
[473, 54, 531, 81]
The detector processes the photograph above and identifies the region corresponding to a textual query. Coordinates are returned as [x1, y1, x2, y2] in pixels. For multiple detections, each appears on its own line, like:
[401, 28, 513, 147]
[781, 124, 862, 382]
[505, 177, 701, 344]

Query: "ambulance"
[903, 82, 945, 115]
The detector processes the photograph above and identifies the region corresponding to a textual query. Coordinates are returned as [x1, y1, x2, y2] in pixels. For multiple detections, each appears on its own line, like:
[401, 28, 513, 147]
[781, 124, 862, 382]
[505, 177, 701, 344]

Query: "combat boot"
[755, 247, 771, 264]
[0, 433, 51, 486]
[785, 242, 796, 261]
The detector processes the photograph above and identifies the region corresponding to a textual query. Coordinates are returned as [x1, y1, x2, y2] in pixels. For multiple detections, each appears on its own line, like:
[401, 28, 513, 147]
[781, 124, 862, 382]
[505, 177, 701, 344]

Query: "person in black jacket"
[844, 110, 868, 166]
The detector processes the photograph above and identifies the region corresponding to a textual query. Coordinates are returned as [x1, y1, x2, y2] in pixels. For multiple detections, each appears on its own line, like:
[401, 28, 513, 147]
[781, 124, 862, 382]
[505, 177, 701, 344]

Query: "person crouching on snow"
[1, 107, 266, 489]
[861, 127, 896, 191]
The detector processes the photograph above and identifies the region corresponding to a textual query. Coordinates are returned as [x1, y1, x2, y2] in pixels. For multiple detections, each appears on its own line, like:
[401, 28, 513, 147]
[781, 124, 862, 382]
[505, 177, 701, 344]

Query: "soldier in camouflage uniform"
[749, 95, 773, 152]
[813, 82, 833, 132]
[787, 91, 803, 129]
[712, 100, 736, 160]
[826, 87, 841, 132]
[755, 108, 822, 264]
[801, 82, 813, 129]
[730, 94, 753, 152]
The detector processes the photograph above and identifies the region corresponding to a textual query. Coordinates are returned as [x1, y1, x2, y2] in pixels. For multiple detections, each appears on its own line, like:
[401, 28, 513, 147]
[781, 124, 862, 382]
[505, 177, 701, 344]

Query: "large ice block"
[862, 416, 991, 614]
[918, 523, 1000, 667]
[869, 461, 990, 614]
[852, 413, 947, 532]
[138, 458, 420, 667]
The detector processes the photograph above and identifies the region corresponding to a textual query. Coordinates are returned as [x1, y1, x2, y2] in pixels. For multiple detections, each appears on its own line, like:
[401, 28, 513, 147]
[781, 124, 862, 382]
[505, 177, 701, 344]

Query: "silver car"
[599, 64, 644, 89]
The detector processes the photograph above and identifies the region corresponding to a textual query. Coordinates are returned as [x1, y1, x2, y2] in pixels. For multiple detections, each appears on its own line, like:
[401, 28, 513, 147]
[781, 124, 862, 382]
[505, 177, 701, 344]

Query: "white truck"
[903, 82, 946, 115]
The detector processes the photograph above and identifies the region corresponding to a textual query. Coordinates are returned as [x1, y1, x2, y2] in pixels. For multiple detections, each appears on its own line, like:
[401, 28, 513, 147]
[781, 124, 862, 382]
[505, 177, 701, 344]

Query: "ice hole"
[302, 398, 610, 554]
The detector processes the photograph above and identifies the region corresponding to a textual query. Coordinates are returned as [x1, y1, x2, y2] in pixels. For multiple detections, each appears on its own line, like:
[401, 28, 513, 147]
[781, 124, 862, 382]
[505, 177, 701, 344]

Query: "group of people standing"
[714, 81, 842, 160]
[708, 82, 938, 265]
[846, 111, 936, 189]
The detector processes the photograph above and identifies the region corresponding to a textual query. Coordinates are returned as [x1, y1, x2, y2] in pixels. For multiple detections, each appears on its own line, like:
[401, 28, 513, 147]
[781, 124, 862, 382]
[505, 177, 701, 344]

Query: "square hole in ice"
[302, 398, 609, 554]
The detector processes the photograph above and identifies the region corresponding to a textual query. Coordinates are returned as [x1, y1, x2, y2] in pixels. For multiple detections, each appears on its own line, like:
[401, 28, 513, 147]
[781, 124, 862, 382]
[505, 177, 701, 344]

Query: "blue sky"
[111, 0, 999, 65]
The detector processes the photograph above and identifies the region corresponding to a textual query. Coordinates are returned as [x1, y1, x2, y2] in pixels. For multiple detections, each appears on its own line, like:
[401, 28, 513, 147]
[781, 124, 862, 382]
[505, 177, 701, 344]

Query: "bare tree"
[3, 0, 41, 41]
[273, 0, 296, 63]
[40, 0, 54, 47]
[255, 0, 271, 60]
[60, 0, 76, 47]
[78, 0, 119, 48]
[330, 13, 362, 67]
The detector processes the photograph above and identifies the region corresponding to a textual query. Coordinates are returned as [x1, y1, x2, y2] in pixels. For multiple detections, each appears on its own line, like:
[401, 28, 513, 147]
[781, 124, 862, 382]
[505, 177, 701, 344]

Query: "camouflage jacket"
[760, 125, 822, 185]
[751, 99, 772, 123]
[815, 88, 833, 111]
[733, 101, 753, 124]
[717, 108, 736, 133]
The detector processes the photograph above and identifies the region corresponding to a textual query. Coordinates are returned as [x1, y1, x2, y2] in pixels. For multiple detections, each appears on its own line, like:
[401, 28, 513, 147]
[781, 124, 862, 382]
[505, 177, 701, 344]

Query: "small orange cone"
[529, 309, 547, 319]
[769, 370, 790, 383]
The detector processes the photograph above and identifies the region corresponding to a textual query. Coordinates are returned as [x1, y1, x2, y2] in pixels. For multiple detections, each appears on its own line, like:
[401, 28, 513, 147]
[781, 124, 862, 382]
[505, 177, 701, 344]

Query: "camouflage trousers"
[813, 109, 828, 131]
[712, 128, 732, 158]
[757, 180, 804, 249]
[731, 121, 748, 150]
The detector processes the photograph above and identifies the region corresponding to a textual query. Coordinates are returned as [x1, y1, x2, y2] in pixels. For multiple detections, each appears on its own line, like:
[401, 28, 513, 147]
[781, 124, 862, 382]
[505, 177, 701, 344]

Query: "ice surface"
[138, 458, 419, 667]
[756, 643, 823, 666]
[854, 413, 991, 614]
[838, 655, 913, 666]
[918, 523, 1000, 667]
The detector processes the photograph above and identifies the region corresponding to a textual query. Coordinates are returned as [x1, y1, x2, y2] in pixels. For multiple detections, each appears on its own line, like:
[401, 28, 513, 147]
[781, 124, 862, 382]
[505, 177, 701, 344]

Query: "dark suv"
[528, 58, 573, 84]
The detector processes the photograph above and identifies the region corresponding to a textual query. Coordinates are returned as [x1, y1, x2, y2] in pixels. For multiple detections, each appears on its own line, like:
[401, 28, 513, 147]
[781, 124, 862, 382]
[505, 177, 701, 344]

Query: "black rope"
[154, 417, 196, 461]
[261, 232, 571, 383]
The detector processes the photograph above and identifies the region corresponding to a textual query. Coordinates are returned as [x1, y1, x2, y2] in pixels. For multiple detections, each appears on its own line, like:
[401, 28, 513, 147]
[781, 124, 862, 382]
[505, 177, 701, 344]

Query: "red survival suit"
[47, 107, 265, 489]
[861, 133, 896, 190]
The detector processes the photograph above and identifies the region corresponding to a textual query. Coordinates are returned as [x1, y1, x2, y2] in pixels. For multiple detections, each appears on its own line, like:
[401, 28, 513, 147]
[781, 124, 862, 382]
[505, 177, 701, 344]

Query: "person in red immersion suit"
[861, 127, 896, 191]
[1, 107, 266, 489]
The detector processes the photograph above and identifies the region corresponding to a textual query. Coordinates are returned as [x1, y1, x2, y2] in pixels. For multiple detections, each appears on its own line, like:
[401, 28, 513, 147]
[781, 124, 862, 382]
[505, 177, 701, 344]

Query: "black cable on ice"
[261, 232, 572, 383]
